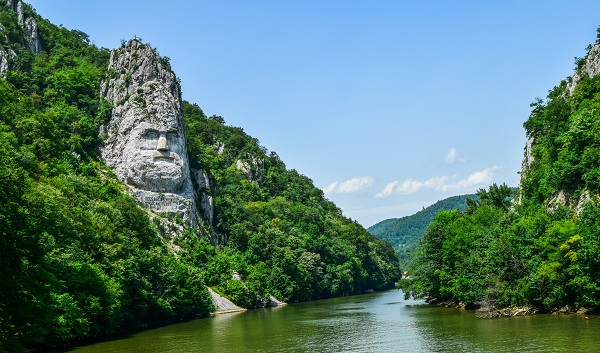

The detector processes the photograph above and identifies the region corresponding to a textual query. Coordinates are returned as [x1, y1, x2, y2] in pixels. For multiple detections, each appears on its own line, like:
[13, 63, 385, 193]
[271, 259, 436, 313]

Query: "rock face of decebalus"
[100, 39, 199, 227]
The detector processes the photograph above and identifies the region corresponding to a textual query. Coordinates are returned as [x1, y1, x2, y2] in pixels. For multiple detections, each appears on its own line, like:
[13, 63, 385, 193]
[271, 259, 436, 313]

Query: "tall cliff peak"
[100, 39, 200, 228]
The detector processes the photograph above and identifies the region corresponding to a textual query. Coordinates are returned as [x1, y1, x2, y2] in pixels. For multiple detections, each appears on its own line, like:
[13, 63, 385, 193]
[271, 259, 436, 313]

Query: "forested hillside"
[0, 2, 399, 351]
[368, 194, 475, 270]
[402, 31, 600, 315]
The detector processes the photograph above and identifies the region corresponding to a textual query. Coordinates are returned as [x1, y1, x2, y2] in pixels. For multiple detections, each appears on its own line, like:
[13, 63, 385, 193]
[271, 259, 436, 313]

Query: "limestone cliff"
[0, 0, 41, 77]
[523, 40, 600, 176]
[567, 41, 600, 96]
[521, 40, 600, 211]
[192, 168, 215, 225]
[0, 30, 16, 76]
[99, 39, 200, 228]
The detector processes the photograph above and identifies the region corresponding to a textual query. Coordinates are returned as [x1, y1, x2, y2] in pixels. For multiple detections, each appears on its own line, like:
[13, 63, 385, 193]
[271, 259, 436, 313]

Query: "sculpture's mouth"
[153, 150, 176, 161]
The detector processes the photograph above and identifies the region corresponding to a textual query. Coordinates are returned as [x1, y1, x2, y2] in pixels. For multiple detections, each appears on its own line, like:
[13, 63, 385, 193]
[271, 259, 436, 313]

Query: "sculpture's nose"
[157, 136, 168, 151]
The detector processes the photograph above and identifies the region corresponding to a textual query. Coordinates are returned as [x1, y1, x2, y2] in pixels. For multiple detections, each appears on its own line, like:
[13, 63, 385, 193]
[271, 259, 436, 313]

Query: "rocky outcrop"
[255, 296, 287, 308]
[568, 42, 600, 96]
[99, 39, 200, 228]
[207, 287, 246, 314]
[235, 158, 264, 181]
[15, 1, 41, 54]
[0, 46, 16, 76]
[547, 189, 591, 214]
[518, 136, 535, 203]
[0, 0, 41, 77]
[4, 0, 41, 53]
[192, 168, 215, 225]
[521, 136, 534, 175]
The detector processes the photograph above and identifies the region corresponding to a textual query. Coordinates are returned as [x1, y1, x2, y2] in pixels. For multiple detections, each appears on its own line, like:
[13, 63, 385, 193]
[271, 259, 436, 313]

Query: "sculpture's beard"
[126, 150, 186, 193]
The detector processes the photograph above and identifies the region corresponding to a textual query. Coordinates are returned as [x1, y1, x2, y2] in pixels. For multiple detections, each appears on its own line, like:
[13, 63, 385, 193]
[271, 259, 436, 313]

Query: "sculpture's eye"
[166, 132, 179, 148]
[166, 132, 178, 140]
[142, 130, 160, 149]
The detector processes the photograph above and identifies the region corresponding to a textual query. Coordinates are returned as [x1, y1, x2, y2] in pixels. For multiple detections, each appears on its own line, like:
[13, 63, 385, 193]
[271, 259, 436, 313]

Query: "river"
[62, 290, 599, 352]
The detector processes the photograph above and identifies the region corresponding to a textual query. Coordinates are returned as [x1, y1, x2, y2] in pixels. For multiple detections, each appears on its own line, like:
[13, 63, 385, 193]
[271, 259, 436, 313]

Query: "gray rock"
[517, 136, 535, 204]
[207, 287, 246, 314]
[100, 39, 199, 227]
[235, 157, 264, 181]
[256, 296, 286, 308]
[8, 0, 41, 54]
[521, 136, 534, 174]
[22, 15, 41, 54]
[567, 41, 600, 96]
[0, 0, 41, 76]
[576, 189, 591, 215]
[192, 168, 215, 225]
[0, 47, 15, 77]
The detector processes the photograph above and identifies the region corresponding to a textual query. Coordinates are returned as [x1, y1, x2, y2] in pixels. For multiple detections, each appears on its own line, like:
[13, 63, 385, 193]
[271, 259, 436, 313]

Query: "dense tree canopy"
[402, 37, 600, 313]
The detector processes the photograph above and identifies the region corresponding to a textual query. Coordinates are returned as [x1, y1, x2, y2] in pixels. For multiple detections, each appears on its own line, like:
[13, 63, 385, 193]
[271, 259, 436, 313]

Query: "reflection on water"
[413, 305, 599, 353]
[62, 290, 599, 353]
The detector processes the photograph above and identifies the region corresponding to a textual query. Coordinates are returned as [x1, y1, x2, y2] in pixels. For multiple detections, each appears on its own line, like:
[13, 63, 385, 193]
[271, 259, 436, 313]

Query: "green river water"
[62, 290, 599, 352]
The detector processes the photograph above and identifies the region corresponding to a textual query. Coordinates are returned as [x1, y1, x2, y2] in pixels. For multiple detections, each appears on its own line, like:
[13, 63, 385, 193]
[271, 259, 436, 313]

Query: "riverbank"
[425, 297, 594, 318]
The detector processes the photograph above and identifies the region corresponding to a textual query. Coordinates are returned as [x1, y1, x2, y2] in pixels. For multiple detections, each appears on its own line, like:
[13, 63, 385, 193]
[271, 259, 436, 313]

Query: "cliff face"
[567, 42, 600, 96]
[520, 40, 600, 211]
[522, 41, 600, 176]
[0, 0, 41, 77]
[100, 39, 201, 228]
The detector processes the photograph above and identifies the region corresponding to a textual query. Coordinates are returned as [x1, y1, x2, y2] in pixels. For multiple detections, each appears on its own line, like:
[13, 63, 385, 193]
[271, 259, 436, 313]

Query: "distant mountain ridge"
[368, 194, 476, 269]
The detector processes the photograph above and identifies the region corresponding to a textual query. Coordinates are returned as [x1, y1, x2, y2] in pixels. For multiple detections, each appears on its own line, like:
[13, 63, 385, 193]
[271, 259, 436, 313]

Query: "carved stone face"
[99, 41, 191, 194]
[120, 115, 188, 193]
[100, 39, 200, 228]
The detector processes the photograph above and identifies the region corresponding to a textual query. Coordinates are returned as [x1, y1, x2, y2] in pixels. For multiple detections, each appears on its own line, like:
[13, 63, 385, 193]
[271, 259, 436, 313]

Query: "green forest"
[401, 34, 600, 314]
[0, 2, 399, 351]
[368, 194, 475, 270]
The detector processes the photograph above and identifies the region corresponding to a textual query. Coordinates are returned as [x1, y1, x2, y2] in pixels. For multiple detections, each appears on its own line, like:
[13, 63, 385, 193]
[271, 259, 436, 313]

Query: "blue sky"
[26, 0, 600, 227]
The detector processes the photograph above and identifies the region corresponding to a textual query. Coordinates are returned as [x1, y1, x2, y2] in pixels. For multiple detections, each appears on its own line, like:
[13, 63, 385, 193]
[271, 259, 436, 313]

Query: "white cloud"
[323, 177, 374, 195]
[396, 176, 449, 194]
[375, 181, 399, 198]
[323, 181, 339, 195]
[375, 166, 503, 197]
[445, 147, 458, 163]
[445, 147, 465, 164]
[454, 166, 501, 190]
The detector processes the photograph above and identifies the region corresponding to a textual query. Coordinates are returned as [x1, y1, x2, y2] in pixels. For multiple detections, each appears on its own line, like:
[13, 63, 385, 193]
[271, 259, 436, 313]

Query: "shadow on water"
[57, 290, 600, 353]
